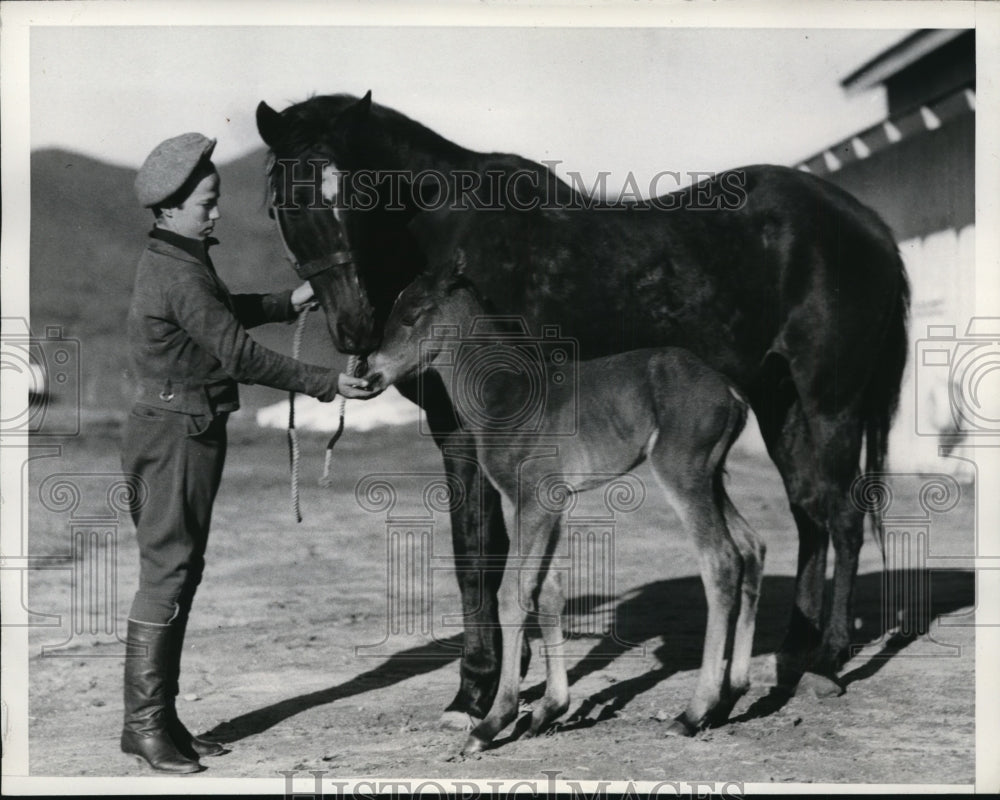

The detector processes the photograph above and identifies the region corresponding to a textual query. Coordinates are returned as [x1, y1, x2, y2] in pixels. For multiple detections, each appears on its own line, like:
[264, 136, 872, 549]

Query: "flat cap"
[134, 132, 217, 207]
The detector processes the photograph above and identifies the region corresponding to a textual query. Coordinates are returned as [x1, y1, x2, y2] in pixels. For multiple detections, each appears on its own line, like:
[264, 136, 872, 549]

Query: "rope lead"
[320, 354, 359, 488]
[288, 306, 313, 523]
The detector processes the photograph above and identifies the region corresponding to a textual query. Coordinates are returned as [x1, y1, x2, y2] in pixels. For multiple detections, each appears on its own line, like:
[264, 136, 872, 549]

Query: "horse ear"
[256, 101, 283, 147]
[330, 91, 373, 138]
[343, 91, 372, 124]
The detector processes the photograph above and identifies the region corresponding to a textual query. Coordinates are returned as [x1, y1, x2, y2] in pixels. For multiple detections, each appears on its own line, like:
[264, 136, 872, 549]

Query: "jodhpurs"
[121, 404, 228, 625]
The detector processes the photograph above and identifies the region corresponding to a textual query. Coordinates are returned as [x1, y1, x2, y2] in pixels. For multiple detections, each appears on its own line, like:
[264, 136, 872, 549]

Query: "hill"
[29, 147, 346, 414]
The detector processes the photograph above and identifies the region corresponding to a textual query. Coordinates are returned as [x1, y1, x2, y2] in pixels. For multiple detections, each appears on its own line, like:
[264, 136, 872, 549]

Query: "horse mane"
[272, 93, 470, 168]
[270, 93, 576, 188]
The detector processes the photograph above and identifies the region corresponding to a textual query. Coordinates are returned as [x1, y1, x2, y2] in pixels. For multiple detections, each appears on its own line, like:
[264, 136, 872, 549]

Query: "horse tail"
[861, 250, 911, 555]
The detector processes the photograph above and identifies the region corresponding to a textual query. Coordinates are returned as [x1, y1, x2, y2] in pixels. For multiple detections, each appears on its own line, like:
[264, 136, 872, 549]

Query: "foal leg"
[530, 563, 570, 735]
[463, 505, 559, 754]
[716, 491, 766, 715]
[650, 460, 741, 734]
[670, 497, 742, 736]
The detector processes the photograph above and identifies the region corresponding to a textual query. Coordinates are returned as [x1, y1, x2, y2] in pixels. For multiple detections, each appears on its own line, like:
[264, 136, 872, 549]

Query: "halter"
[291, 250, 358, 281]
[269, 184, 361, 521]
[269, 187, 359, 280]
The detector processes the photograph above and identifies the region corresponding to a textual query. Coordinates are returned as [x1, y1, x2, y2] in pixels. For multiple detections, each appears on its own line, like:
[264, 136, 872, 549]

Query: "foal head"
[362, 259, 481, 393]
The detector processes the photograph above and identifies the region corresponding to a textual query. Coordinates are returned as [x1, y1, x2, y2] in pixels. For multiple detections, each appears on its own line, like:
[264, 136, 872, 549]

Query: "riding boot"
[121, 620, 203, 773]
[164, 617, 226, 758]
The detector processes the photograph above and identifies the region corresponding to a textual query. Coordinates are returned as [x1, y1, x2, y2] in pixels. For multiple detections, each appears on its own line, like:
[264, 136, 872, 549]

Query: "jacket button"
[159, 390, 174, 401]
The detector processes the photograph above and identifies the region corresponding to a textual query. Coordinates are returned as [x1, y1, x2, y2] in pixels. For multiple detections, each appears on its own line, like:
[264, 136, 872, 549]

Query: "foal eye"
[400, 308, 424, 327]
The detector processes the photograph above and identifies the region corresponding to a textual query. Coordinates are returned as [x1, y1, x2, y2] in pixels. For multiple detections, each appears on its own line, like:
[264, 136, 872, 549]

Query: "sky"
[27, 23, 910, 192]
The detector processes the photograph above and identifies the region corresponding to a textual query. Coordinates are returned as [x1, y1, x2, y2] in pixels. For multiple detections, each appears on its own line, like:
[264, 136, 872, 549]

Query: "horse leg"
[778, 410, 864, 695]
[463, 503, 558, 754]
[755, 361, 866, 693]
[530, 560, 570, 735]
[751, 359, 829, 687]
[438, 449, 510, 727]
[810, 411, 866, 682]
[397, 374, 513, 728]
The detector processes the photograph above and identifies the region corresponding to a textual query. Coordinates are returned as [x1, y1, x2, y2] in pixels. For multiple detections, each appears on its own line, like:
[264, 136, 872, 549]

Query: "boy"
[121, 132, 364, 772]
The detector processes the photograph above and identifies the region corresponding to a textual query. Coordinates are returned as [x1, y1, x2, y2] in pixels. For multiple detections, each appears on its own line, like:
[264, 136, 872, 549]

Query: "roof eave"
[841, 29, 969, 94]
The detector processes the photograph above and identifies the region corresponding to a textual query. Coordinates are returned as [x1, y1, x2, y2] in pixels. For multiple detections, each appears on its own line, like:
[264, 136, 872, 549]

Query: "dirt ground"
[23, 412, 976, 786]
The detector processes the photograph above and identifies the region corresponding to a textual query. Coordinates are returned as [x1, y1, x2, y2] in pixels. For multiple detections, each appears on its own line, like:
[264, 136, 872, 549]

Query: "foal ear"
[256, 101, 283, 147]
[440, 248, 467, 285]
[443, 250, 475, 294]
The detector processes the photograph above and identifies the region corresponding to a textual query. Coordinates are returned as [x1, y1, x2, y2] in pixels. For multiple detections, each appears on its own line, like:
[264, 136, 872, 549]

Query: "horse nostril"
[366, 372, 383, 389]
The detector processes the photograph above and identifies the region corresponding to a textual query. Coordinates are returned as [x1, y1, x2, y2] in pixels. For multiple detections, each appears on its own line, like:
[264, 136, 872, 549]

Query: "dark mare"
[256, 91, 910, 725]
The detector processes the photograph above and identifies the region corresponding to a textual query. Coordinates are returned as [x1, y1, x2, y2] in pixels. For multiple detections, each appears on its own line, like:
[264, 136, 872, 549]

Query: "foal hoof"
[439, 711, 481, 731]
[796, 671, 845, 699]
[460, 733, 491, 755]
[529, 699, 570, 736]
[663, 714, 698, 738]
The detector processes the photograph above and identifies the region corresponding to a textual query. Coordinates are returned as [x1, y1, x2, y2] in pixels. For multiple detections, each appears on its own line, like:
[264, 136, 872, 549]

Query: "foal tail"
[861, 254, 911, 554]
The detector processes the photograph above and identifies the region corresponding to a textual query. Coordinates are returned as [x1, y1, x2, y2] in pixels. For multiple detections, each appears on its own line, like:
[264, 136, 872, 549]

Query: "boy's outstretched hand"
[338, 372, 382, 399]
[291, 281, 320, 313]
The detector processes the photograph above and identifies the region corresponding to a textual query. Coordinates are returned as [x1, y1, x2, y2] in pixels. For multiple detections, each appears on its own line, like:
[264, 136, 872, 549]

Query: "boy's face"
[159, 170, 221, 240]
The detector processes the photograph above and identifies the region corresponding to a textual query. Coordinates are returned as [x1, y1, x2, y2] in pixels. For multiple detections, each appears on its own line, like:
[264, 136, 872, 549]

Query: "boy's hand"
[338, 372, 382, 399]
[291, 281, 319, 313]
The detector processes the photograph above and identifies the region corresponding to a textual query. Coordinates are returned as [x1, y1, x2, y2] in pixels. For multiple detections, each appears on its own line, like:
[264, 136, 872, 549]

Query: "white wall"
[890, 224, 978, 477]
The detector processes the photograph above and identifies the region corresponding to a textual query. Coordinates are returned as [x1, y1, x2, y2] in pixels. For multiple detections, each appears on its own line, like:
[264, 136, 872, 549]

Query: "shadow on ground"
[207, 568, 973, 744]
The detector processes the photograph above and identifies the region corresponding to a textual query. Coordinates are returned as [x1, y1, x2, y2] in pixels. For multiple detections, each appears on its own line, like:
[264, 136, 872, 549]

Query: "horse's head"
[257, 92, 381, 354]
[363, 256, 479, 393]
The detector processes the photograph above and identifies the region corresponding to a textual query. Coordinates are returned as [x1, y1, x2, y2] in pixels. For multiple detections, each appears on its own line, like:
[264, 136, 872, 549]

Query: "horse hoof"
[461, 734, 490, 755]
[796, 671, 845, 699]
[663, 714, 698, 738]
[439, 711, 481, 731]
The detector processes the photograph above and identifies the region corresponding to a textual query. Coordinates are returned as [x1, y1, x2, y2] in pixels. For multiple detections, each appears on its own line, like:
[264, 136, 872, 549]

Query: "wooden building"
[795, 29, 977, 471]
